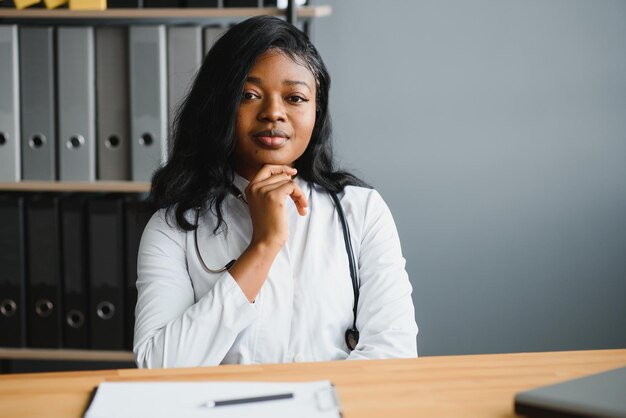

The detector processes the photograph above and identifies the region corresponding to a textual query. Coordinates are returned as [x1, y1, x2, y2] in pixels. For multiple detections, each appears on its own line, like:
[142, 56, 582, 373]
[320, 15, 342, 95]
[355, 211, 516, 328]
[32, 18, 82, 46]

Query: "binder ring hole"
[106, 135, 121, 149]
[66, 310, 85, 328]
[96, 301, 115, 320]
[0, 133, 7, 146]
[35, 299, 54, 317]
[139, 133, 153, 146]
[29, 134, 46, 149]
[0, 299, 17, 317]
[67, 135, 85, 149]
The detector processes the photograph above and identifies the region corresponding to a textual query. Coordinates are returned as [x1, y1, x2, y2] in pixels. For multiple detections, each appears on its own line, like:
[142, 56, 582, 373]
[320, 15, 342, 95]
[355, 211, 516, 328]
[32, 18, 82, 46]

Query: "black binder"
[223, 0, 261, 6]
[61, 196, 89, 348]
[88, 197, 125, 350]
[143, 0, 182, 6]
[0, 195, 27, 347]
[107, 0, 143, 7]
[25, 195, 63, 348]
[124, 199, 153, 350]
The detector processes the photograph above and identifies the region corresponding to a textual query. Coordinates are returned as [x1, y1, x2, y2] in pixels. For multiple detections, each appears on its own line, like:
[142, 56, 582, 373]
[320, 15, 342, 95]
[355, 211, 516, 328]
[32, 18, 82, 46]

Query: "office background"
[314, 0, 626, 356]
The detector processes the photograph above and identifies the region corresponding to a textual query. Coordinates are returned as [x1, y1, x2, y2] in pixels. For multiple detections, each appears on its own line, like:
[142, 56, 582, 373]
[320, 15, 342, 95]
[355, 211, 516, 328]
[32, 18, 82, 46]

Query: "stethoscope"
[193, 186, 361, 351]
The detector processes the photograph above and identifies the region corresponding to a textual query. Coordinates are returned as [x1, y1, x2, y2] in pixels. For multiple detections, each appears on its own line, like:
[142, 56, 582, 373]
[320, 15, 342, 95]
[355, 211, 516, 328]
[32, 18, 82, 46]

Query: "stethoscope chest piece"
[345, 328, 359, 351]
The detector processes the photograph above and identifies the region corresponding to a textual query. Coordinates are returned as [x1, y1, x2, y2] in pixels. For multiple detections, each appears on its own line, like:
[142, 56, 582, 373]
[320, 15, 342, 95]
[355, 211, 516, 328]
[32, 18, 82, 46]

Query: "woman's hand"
[245, 164, 308, 251]
[229, 164, 308, 302]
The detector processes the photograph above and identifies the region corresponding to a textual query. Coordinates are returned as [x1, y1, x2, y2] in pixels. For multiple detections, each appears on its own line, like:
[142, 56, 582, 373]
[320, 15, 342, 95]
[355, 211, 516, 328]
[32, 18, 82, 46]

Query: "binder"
[61, 196, 89, 349]
[107, 0, 143, 7]
[57, 26, 96, 181]
[143, 0, 181, 6]
[88, 197, 125, 350]
[203, 26, 226, 56]
[167, 25, 202, 156]
[185, 0, 220, 7]
[68, 0, 106, 10]
[129, 25, 168, 182]
[0, 195, 27, 348]
[0, 25, 21, 182]
[25, 195, 62, 348]
[20, 26, 57, 181]
[96, 27, 130, 180]
[223, 0, 260, 6]
[124, 199, 153, 350]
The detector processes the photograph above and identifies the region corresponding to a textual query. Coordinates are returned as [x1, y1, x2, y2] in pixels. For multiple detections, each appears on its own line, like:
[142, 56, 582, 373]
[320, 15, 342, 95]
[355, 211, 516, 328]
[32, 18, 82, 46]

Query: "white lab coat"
[133, 175, 418, 368]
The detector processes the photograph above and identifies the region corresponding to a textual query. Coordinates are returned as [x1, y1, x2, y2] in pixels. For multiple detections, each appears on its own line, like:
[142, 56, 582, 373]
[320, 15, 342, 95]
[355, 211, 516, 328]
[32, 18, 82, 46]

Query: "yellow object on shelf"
[69, 0, 105, 10]
[13, 0, 41, 9]
[44, 0, 68, 8]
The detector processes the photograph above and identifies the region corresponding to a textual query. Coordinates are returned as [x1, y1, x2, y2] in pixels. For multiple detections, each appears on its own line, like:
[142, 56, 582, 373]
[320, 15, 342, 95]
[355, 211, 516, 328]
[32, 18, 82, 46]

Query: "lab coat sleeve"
[346, 190, 418, 359]
[133, 211, 258, 368]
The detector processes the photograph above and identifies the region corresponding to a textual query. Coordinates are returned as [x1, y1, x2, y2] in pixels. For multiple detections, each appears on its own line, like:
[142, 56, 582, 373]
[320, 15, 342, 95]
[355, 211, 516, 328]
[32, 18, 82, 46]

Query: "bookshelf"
[0, 3, 332, 371]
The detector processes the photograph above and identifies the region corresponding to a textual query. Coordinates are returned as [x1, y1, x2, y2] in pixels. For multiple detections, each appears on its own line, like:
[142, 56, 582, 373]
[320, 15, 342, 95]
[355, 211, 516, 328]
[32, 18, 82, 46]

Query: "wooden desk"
[1, 349, 625, 417]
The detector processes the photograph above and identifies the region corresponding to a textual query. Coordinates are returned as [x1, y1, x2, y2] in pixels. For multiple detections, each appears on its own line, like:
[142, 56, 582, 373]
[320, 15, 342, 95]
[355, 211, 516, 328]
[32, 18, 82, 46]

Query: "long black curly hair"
[149, 15, 368, 232]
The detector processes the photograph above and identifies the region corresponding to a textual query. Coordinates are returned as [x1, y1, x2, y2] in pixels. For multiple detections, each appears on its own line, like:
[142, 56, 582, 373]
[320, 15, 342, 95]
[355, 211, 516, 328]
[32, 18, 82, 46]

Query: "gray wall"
[313, 0, 626, 356]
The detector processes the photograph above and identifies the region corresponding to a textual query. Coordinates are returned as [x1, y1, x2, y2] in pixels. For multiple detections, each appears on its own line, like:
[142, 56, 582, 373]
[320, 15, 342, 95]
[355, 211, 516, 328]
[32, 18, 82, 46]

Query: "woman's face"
[234, 49, 317, 180]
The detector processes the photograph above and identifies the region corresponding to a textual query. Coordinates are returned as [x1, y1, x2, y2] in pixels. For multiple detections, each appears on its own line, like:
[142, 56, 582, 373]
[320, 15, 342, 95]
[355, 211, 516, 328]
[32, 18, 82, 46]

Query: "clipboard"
[83, 380, 342, 418]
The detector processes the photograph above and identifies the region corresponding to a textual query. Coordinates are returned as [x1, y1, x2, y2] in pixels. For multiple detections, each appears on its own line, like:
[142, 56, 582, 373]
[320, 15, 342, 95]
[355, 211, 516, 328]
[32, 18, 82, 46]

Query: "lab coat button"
[294, 353, 305, 363]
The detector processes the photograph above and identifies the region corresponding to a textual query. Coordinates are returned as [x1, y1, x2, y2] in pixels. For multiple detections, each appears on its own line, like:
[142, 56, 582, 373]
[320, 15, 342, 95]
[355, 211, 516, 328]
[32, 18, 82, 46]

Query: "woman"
[134, 15, 418, 368]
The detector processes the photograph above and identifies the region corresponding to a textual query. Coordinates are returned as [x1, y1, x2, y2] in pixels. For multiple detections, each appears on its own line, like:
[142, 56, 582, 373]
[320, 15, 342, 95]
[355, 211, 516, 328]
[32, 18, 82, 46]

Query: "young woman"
[134, 15, 418, 368]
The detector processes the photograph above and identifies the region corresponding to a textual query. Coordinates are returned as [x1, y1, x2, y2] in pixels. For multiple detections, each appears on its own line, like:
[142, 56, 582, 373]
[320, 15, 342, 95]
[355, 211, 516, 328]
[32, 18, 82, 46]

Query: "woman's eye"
[242, 92, 258, 100]
[288, 95, 309, 103]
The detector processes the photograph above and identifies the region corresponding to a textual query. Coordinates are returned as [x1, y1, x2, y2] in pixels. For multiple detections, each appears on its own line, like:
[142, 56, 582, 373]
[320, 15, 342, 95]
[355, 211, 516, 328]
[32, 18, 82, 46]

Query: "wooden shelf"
[0, 348, 134, 362]
[0, 181, 150, 193]
[0, 5, 332, 19]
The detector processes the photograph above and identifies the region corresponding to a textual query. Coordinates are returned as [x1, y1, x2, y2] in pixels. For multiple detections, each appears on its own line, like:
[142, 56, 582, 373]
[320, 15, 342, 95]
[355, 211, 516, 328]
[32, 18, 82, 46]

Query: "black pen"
[201, 392, 294, 408]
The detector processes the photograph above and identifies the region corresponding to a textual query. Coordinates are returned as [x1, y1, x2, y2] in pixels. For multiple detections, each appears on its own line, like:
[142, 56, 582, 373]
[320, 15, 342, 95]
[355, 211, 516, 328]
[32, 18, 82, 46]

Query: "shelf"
[0, 5, 332, 19]
[0, 347, 134, 362]
[0, 181, 150, 193]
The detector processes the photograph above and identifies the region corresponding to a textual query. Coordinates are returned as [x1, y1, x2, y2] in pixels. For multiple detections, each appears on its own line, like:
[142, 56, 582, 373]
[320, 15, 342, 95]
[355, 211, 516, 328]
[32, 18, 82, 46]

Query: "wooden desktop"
[1, 349, 625, 417]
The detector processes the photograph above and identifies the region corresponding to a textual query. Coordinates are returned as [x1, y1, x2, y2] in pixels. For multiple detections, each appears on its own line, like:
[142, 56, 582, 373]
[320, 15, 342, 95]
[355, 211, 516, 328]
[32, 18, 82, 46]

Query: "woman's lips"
[252, 129, 290, 148]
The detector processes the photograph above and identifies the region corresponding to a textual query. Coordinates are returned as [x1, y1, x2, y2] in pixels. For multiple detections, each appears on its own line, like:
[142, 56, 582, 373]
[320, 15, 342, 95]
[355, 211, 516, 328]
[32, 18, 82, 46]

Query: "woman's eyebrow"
[246, 76, 311, 92]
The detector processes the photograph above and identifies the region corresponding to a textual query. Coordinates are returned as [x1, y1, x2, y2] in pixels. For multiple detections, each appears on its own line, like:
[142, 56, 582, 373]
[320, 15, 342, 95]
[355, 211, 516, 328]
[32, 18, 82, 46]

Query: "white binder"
[57, 26, 96, 181]
[0, 25, 20, 182]
[129, 25, 168, 182]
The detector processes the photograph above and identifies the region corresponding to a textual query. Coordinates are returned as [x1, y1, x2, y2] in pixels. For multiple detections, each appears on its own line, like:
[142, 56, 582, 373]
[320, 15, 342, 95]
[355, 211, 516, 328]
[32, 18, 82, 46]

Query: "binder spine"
[57, 26, 96, 181]
[167, 25, 202, 157]
[61, 196, 90, 348]
[25, 195, 63, 348]
[96, 26, 130, 180]
[129, 25, 168, 182]
[0, 25, 21, 182]
[0, 195, 27, 347]
[89, 197, 126, 350]
[20, 26, 57, 180]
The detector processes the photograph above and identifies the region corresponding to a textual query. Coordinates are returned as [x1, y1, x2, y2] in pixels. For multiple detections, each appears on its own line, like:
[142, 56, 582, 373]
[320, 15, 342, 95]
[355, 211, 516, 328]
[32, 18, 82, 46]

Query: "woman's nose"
[257, 96, 286, 122]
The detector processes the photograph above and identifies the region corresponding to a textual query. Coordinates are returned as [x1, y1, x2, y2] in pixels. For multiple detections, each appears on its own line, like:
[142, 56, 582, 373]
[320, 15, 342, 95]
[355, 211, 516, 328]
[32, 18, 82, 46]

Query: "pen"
[201, 392, 294, 408]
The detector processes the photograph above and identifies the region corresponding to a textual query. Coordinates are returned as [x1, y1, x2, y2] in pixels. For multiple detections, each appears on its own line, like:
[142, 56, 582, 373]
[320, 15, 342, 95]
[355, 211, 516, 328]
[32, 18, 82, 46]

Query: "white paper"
[84, 380, 341, 418]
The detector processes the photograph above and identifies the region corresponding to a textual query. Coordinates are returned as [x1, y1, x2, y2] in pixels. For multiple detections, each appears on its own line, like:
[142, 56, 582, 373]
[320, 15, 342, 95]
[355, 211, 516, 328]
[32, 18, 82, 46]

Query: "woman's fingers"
[256, 179, 308, 216]
[250, 164, 297, 184]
